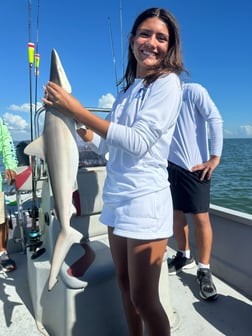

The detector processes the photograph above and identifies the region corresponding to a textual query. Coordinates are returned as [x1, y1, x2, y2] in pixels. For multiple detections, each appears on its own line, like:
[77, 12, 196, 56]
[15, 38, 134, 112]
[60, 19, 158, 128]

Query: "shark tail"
[48, 226, 83, 291]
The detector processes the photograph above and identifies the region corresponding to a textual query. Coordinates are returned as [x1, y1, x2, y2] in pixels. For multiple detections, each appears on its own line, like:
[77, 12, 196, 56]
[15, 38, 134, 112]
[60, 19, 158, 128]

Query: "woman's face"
[131, 17, 169, 78]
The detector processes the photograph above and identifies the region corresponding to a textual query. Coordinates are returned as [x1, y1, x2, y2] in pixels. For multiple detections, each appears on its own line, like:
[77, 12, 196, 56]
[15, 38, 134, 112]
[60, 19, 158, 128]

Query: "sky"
[0, 0, 251, 141]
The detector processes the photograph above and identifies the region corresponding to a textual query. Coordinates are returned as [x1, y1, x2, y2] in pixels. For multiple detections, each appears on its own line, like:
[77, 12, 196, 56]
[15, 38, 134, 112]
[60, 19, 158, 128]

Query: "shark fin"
[24, 136, 45, 160]
[48, 226, 83, 291]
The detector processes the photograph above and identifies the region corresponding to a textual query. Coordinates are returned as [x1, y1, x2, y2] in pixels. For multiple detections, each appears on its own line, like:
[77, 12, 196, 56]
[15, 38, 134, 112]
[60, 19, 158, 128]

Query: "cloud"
[3, 103, 45, 141]
[239, 125, 252, 137]
[8, 103, 43, 113]
[224, 125, 252, 138]
[98, 93, 115, 108]
[3, 113, 28, 130]
[223, 128, 234, 137]
[2, 113, 30, 141]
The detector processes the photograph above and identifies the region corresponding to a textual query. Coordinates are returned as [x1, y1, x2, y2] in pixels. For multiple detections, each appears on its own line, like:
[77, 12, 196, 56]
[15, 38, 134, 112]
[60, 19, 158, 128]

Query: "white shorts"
[100, 187, 173, 240]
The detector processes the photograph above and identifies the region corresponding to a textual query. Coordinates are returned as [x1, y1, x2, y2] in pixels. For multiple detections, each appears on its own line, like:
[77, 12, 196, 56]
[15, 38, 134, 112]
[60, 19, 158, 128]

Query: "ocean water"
[210, 138, 252, 215]
[1, 139, 251, 215]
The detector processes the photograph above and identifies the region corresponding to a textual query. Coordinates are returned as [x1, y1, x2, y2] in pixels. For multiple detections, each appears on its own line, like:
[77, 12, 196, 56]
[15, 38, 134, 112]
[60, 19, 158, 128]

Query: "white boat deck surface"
[0, 247, 251, 336]
[168, 247, 252, 336]
[0, 251, 42, 336]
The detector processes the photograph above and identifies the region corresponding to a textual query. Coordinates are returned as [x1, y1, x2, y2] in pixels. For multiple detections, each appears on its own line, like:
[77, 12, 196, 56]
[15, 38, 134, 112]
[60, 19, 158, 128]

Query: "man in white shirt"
[168, 82, 223, 301]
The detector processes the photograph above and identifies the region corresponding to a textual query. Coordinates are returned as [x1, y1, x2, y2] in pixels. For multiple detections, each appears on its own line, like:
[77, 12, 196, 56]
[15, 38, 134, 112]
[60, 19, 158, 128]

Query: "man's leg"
[0, 191, 7, 253]
[191, 212, 212, 265]
[0, 220, 8, 253]
[192, 212, 218, 300]
[0, 219, 16, 272]
[168, 210, 195, 275]
[173, 210, 189, 251]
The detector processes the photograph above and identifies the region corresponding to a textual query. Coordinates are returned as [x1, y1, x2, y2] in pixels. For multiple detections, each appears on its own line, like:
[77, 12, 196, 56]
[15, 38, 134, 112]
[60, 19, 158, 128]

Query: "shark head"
[49, 49, 72, 93]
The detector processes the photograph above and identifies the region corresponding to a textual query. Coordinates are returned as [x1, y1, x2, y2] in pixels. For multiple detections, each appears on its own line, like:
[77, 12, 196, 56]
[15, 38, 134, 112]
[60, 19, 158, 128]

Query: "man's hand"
[5, 169, 16, 185]
[191, 156, 221, 180]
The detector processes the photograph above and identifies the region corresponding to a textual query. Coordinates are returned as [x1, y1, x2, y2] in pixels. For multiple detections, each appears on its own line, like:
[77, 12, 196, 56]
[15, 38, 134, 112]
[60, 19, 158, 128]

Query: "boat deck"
[0, 245, 251, 336]
[0, 251, 42, 336]
[168, 243, 252, 335]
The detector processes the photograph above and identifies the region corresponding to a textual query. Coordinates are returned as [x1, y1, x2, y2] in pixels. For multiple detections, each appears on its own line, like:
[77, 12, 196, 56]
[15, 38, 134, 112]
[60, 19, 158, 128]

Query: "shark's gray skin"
[25, 49, 83, 291]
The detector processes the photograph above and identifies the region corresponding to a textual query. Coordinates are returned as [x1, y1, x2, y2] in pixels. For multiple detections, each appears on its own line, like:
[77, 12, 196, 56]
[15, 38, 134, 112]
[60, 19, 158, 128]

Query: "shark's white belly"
[44, 110, 79, 225]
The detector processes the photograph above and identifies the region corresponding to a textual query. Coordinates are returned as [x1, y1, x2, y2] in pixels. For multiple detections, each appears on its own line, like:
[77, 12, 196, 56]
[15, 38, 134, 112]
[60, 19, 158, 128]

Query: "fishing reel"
[26, 205, 46, 259]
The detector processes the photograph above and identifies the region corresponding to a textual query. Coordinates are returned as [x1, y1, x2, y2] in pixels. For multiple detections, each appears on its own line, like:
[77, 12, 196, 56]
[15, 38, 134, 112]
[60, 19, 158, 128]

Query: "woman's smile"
[131, 17, 169, 77]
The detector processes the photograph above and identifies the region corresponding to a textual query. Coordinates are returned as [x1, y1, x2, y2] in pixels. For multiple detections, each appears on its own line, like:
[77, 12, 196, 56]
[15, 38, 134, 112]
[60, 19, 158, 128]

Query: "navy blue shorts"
[168, 161, 210, 214]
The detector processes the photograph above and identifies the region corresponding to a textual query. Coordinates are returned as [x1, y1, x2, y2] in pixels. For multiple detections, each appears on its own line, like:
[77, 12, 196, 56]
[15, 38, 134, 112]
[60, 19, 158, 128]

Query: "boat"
[1, 106, 251, 335]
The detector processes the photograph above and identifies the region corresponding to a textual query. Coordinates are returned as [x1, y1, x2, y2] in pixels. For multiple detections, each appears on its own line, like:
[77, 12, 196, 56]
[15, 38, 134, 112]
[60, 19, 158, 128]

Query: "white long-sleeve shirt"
[92, 73, 182, 205]
[168, 83, 223, 171]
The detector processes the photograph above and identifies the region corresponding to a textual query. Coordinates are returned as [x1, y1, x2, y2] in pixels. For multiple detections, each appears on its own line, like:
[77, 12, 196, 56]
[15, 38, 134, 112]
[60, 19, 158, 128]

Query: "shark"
[25, 49, 83, 291]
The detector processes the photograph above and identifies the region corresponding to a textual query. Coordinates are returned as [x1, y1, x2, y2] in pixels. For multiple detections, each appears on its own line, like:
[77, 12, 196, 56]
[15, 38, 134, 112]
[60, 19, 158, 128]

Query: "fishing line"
[108, 16, 119, 94]
[34, 0, 40, 119]
[108, 1, 125, 92]
[119, 0, 125, 81]
[28, 0, 32, 44]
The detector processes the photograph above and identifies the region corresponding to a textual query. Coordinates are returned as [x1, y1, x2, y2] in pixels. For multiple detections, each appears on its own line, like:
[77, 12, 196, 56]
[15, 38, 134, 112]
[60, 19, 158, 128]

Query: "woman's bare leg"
[108, 227, 144, 336]
[108, 227, 170, 336]
[128, 237, 170, 336]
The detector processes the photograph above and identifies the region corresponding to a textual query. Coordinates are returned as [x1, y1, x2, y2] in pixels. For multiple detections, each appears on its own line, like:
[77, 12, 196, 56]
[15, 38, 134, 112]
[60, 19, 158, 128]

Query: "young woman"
[43, 7, 185, 336]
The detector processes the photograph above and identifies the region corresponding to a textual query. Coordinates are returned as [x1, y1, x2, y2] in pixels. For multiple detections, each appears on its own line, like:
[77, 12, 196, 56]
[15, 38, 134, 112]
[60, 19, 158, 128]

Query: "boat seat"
[71, 166, 108, 238]
[73, 166, 105, 216]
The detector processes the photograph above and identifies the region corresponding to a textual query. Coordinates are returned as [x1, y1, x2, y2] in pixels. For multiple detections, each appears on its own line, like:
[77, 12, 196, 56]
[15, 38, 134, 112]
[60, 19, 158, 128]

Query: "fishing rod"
[33, 0, 44, 187]
[27, 0, 37, 233]
[27, 0, 44, 256]
[28, 0, 34, 141]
